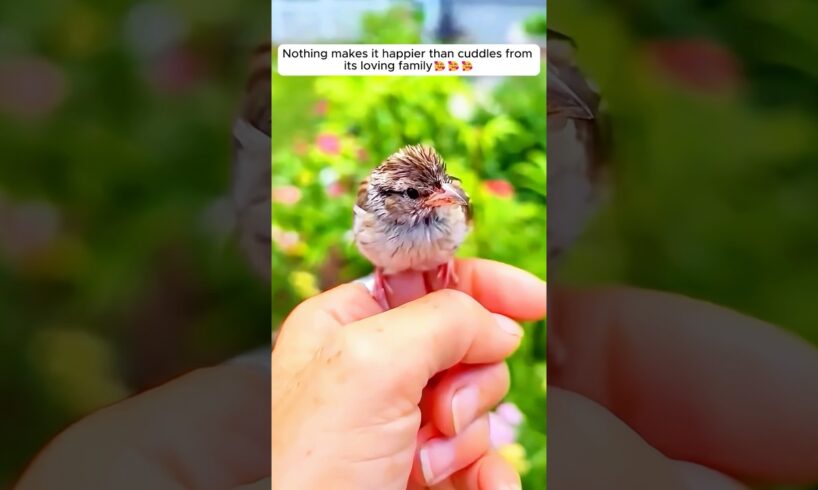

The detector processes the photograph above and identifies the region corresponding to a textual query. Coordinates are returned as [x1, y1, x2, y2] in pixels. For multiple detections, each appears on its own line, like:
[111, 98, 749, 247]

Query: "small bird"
[546, 29, 607, 269]
[354, 145, 471, 309]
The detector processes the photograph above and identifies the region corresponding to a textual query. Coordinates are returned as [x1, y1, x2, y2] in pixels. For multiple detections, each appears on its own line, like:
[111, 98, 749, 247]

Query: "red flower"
[316, 133, 340, 155]
[644, 38, 741, 93]
[483, 179, 514, 198]
[356, 147, 369, 161]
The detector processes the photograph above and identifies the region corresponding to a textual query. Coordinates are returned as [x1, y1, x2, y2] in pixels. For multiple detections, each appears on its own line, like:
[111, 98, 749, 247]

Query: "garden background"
[0, 0, 269, 485]
[270, 6, 548, 488]
[554, 2, 818, 489]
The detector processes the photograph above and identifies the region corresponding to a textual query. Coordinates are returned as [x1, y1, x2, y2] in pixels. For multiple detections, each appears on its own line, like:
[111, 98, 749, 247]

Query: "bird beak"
[426, 183, 468, 207]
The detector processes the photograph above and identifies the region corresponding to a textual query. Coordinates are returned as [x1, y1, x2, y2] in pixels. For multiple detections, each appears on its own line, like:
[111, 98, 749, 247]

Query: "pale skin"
[266, 259, 548, 490]
[15, 260, 818, 489]
[549, 287, 818, 488]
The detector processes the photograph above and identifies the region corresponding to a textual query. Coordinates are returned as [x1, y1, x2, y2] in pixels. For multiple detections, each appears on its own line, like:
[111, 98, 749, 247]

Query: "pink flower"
[271, 226, 301, 253]
[0, 197, 60, 262]
[644, 38, 741, 93]
[316, 133, 341, 155]
[489, 402, 524, 448]
[147, 47, 203, 94]
[272, 185, 301, 205]
[314, 99, 329, 116]
[0, 57, 67, 121]
[483, 179, 515, 198]
[326, 181, 345, 198]
[496, 402, 524, 425]
[357, 147, 369, 161]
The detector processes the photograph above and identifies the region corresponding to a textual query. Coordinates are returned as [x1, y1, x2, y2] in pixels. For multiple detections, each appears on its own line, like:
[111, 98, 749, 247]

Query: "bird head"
[367, 145, 469, 223]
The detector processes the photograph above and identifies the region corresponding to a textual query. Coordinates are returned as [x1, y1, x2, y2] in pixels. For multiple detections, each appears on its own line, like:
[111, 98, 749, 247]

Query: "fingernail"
[419, 438, 456, 486]
[494, 313, 523, 337]
[451, 385, 480, 434]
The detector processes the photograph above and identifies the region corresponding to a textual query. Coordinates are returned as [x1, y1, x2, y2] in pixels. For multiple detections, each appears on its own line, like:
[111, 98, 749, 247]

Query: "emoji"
[462, 60, 473, 71]
[434, 61, 445, 71]
[448, 61, 459, 71]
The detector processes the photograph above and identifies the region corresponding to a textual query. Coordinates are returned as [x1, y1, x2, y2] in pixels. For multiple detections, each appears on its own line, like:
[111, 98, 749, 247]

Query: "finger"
[446, 259, 547, 320]
[450, 451, 521, 490]
[232, 477, 270, 490]
[426, 363, 510, 437]
[273, 283, 381, 368]
[547, 387, 688, 490]
[672, 461, 748, 490]
[17, 365, 271, 490]
[280, 282, 381, 332]
[419, 372, 446, 426]
[411, 416, 491, 487]
[344, 289, 524, 388]
[383, 259, 547, 320]
[550, 286, 818, 483]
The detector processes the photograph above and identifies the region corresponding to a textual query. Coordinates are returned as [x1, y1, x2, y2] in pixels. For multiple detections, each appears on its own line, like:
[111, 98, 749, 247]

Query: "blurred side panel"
[0, 0, 270, 486]
[548, 0, 818, 488]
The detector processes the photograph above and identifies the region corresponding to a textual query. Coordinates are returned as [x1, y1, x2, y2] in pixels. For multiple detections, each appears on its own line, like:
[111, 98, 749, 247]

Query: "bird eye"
[405, 188, 420, 199]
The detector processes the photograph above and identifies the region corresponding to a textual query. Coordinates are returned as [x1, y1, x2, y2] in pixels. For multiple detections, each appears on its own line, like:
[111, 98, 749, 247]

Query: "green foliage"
[0, 0, 268, 484]
[556, 0, 818, 348]
[523, 12, 548, 36]
[360, 4, 423, 44]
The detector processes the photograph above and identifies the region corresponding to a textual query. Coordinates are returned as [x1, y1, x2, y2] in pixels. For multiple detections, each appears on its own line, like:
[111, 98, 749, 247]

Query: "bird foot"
[372, 268, 392, 310]
[436, 259, 459, 289]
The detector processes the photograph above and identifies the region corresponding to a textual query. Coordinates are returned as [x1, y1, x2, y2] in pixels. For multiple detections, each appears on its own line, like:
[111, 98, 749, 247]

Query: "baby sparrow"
[547, 29, 607, 268]
[354, 145, 471, 309]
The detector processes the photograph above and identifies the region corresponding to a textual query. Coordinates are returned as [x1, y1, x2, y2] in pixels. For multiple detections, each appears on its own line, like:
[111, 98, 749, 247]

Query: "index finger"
[386, 258, 547, 321]
[550, 286, 818, 483]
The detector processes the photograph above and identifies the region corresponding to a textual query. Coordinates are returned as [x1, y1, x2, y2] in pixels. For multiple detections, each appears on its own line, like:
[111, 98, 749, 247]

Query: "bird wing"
[355, 176, 370, 212]
[547, 30, 599, 120]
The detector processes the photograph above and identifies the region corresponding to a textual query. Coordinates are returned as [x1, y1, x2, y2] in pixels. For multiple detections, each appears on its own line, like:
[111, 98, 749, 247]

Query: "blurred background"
[270, 1, 547, 487]
[0, 0, 268, 485]
[552, 0, 818, 348]
[550, 1, 818, 488]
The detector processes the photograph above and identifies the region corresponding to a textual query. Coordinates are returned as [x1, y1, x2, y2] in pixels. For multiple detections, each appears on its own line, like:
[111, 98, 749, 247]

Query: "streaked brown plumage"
[232, 41, 272, 279]
[354, 145, 471, 309]
[547, 29, 607, 267]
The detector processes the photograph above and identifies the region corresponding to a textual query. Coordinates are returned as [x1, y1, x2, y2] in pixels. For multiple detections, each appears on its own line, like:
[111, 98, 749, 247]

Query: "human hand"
[16, 363, 271, 490]
[548, 287, 818, 488]
[14, 258, 545, 490]
[270, 259, 547, 490]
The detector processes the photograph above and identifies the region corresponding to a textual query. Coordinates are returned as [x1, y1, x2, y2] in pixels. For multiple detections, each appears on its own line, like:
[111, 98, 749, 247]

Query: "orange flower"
[272, 185, 302, 205]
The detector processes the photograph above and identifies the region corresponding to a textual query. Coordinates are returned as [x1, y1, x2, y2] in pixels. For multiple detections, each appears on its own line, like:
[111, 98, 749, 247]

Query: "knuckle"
[337, 327, 384, 369]
[495, 362, 511, 391]
[426, 288, 481, 314]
